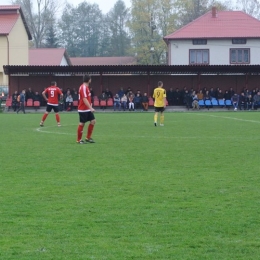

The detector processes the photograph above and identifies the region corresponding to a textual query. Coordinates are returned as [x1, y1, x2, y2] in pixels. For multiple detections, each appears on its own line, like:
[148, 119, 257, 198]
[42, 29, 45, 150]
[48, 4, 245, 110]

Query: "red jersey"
[78, 84, 92, 112]
[44, 86, 62, 106]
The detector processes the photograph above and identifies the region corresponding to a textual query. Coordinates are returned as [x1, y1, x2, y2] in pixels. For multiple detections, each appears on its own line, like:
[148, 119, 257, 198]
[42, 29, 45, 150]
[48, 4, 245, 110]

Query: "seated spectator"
[121, 94, 127, 111]
[191, 91, 199, 110]
[66, 94, 73, 111]
[209, 88, 215, 99]
[239, 92, 246, 110]
[136, 90, 142, 97]
[33, 91, 42, 102]
[197, 90, 204, 100]
[113, 94, 121, 111]
[12, 91, 19, 111]
[128, 94, 134, 111]
[141, 92, 149, 111]
[99, 91, 108, 110]
[134, 93, 142, 111]
[105, 88, 113, 99]
[204, 90, 211, 109]
[246, 94, 253, 110]
[231, 93, 239, 111]
[223, 90, 230, 101]
[218, 89, 224, 100]
[253, 91, 260, 110]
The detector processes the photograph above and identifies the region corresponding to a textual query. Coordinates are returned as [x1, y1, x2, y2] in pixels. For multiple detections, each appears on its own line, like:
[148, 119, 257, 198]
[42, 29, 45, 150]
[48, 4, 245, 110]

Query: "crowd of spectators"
[10, 86, 260, 112]
[166, 86, 260, 111]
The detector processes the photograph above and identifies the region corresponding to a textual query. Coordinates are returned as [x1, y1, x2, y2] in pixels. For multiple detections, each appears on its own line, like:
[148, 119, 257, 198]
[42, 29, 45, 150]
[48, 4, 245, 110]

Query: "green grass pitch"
[1, 111, 260, 259]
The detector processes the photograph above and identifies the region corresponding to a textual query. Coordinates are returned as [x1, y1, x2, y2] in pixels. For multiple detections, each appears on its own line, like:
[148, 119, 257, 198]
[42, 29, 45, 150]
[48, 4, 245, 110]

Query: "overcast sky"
[0, 0, 131, 14]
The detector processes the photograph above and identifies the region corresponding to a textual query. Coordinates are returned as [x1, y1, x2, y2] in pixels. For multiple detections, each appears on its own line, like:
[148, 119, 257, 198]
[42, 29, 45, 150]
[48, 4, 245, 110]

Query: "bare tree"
[12, 0, 61, 47]
[235, 0, 260, 18]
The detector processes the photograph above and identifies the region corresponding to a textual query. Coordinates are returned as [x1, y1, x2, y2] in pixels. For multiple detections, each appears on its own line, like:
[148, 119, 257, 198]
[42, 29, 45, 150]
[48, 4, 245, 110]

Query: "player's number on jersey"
[50, 90, 55, 97]
[156, 91, 161, 98]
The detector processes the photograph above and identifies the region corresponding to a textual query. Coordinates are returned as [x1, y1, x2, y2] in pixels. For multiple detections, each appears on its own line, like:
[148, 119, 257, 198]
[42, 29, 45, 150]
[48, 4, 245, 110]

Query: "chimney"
[212, 7, 217, 18]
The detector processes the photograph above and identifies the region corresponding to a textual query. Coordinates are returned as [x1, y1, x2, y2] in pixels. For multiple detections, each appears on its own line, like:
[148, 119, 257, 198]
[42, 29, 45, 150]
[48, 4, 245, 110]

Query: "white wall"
[169, 39, 260, 65]
[60, 55, 68, 66]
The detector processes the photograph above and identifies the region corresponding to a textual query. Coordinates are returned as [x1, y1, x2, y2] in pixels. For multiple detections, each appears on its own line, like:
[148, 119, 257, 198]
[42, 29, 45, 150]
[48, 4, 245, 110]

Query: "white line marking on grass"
[34, 125, 260, 140]
[196, 114, 260, 124]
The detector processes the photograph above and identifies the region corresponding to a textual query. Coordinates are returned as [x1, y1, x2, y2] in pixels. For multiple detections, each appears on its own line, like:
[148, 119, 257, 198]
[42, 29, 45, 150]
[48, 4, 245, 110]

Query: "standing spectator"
[231, 93, 239, 111]
[246, 94, 253, 110]
[141, 92, 149, 111]
[166, 88, 174, 106]
[33, 91, 42, 103]
[76, 75, 96, 144]
[209, 88, 215, 99]
[89, 87, 94, 103]
[12, 91, 19, 111]
[229, 87, 235, 98]
[174, 88, 181, 105]
[184, 90, 192, 110]
[73, 90, 78, 102]
[40, 81, 63, 127]
[16, 90, 26, 114]
[118, 87, 125, 99]
[121, 94, 127, 111]
[113, 94, 121, 111]
[26, 87, 34, 101]
[239, 92, 246, 110]
[153, 81, 166, 126]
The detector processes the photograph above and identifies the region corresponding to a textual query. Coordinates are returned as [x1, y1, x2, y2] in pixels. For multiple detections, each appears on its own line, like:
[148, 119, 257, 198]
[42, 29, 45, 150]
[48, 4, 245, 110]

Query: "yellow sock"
[154, 114, 158, 123]
[160, 115, 164, 124]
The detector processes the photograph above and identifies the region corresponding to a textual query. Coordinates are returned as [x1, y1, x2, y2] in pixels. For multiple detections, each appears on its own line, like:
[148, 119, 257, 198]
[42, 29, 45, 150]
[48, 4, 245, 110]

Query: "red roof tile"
[29, 48, 71, 66]
[164, 10, 260, 40]
[0, 5, 32, 40]
[70, 57, 137, 66]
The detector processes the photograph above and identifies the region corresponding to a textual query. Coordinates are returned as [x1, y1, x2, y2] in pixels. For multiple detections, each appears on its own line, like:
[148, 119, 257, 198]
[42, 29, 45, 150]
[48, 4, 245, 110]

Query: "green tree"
[45, 22, 60, 48]
[128, 0, 177, 64]
[58, 2, 104, 57]
[174, 0, 227, 28]
[106, 0, 131, 56]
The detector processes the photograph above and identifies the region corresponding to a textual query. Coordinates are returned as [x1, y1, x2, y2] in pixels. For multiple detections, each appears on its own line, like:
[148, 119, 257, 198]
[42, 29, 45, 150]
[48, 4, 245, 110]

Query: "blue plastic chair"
[204, 100, 212, 109]
[211, 99, 218, 106]
[225, 100, 232, 109]
[218, 99, 225, 107]
[198, 100, 205, 108]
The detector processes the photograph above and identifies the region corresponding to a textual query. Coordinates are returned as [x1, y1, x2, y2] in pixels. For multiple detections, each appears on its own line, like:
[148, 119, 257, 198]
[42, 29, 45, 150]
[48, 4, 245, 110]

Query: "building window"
[190, 49, 209, 64]
[193, 39, 207, 45]
[232, 38, 247, 44]
[230, 49, 250, 64]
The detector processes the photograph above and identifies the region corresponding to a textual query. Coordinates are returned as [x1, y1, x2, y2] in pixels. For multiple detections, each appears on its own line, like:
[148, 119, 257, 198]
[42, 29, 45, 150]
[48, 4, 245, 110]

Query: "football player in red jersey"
[40, 81, 63, 127]
[77, 75, 96, 144]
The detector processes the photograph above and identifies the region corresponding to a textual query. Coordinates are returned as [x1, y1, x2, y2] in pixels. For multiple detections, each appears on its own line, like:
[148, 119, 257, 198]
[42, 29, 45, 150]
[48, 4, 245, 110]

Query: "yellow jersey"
[153, 87, 166, 107]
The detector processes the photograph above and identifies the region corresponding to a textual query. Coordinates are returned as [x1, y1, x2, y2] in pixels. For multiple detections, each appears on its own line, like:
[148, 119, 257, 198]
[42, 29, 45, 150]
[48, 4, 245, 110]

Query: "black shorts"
[79, 111, 95, 123]
[154, 106, 165, 112]
[46, 104, 59, 113]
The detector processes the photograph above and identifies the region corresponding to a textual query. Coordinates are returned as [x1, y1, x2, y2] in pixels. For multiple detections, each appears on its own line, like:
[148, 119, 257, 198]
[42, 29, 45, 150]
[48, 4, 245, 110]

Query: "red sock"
[42, 113, 48, 122]
[55, 113, 60, 123]
[77, 125, 84, 141]
[87, 124, 94, 139]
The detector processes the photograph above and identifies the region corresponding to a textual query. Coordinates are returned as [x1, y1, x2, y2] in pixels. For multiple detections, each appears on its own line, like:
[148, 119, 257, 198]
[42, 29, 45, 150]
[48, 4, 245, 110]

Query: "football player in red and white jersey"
[77, 74, 96, 144]
[40, 81, 63, 127]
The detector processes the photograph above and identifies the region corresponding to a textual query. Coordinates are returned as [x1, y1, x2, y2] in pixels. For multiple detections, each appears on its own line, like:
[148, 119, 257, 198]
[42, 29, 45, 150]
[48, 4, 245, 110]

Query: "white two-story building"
[164, 7, 260, 66]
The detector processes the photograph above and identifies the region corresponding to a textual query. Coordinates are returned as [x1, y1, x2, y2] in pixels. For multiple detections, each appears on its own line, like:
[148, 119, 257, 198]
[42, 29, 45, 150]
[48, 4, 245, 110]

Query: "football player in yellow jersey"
[153, 81, 167, 126]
